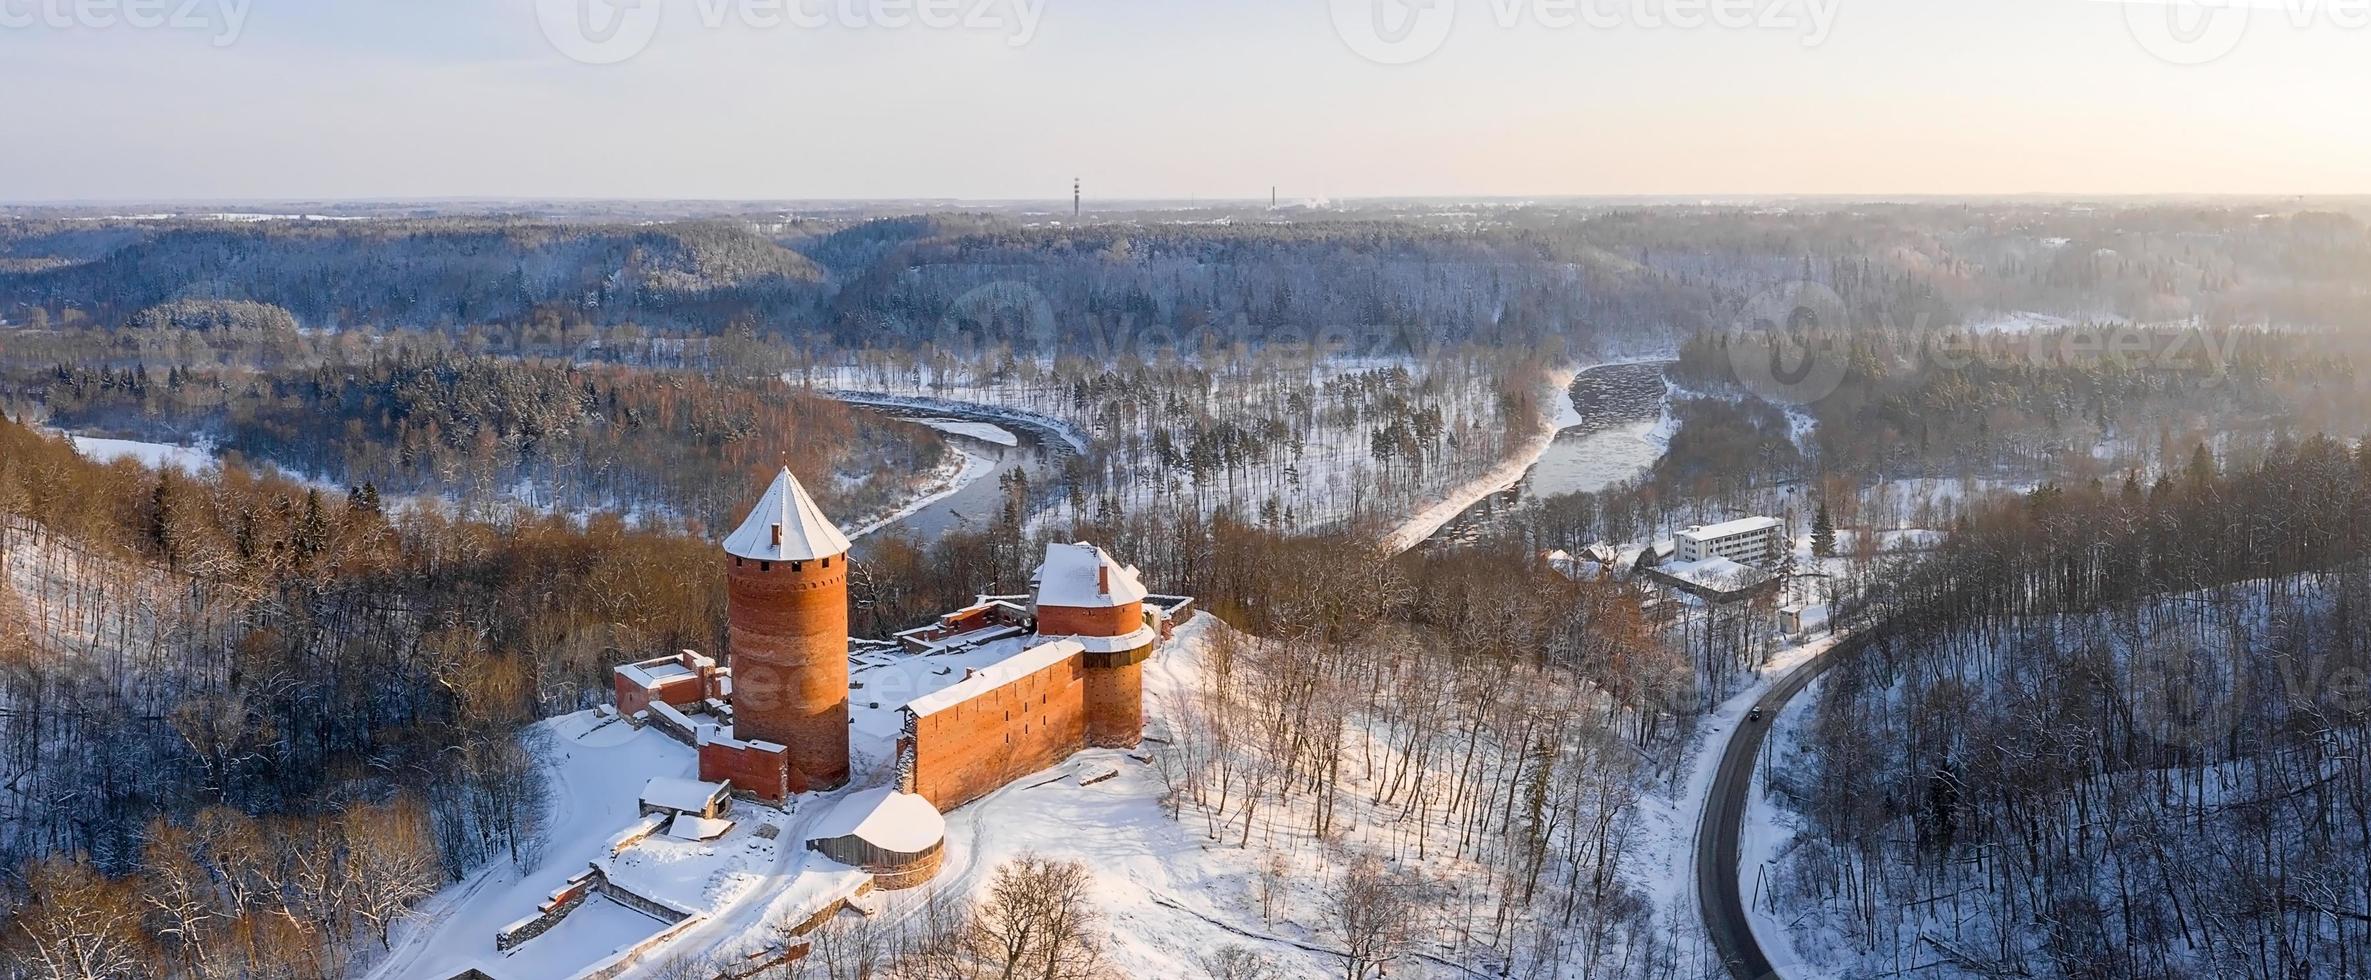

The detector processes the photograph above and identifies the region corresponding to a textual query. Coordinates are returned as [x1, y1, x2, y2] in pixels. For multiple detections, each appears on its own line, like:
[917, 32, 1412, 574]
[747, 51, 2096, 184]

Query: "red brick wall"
[727, 553, 851, 790]
[699, 740, 797, 803]
[613, 660, 714, 719]
[616, 675, 656, 719]
[909, 651, 1088, 810]
[1082, 648, 1147, 748]
[1037, 600, 1142, 638]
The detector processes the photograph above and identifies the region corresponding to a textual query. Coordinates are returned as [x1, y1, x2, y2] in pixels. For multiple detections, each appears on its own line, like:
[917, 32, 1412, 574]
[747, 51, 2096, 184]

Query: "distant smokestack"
[771, 523, 784, 547]
[1098, 564, 1110, 595]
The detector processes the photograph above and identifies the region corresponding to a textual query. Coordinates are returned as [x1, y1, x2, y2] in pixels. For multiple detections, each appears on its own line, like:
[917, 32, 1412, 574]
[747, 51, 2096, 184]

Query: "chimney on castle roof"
[771, 524, 784, 547]
[1098, 564, 1110, 595]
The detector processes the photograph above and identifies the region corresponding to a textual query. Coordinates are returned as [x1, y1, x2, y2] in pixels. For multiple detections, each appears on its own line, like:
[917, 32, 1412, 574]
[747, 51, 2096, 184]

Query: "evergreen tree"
[1810, 499, 1837, 558]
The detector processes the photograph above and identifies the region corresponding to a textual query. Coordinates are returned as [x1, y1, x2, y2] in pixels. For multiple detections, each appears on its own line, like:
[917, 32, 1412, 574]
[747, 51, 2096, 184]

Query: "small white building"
[1675, 517, 1784, 567]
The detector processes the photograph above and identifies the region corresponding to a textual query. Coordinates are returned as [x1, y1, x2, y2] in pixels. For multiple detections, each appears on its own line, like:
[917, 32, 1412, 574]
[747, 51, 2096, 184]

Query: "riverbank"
[818, 389, 1090, 455]
[1379, 364, 1589, 553]
[1390, 359, 1676, 552]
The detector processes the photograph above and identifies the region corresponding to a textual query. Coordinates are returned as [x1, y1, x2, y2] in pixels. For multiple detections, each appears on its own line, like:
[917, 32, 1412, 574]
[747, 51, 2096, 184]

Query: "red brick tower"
[1033, 542, 1155, 748]
[722, 468, 854, 792]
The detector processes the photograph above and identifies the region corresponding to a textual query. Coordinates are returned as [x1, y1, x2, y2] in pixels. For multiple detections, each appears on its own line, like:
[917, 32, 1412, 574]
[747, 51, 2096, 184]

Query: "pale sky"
[3, 0, 2368, 201]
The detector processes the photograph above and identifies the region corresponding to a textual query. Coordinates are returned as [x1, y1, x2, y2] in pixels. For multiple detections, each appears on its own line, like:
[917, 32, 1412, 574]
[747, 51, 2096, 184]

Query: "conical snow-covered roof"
[723, 468, 851, 562]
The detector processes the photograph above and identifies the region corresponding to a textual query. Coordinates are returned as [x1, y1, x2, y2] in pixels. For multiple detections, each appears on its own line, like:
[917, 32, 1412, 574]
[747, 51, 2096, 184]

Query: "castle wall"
[727, 553, 850, 789]
[906, 650, 1089, 810]
[1081, 646, 1149, 748]
[1039, 599, 1149, 749]
[698, 739, 797, 802]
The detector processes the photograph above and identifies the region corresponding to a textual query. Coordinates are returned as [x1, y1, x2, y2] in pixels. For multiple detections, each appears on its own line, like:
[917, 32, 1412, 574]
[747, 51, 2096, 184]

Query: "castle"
[609, 468, 1184, 889]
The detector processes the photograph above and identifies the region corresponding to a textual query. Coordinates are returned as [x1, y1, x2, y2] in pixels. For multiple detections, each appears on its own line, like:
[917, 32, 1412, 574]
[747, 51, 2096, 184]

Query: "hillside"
[1753, 443, 2371, 979]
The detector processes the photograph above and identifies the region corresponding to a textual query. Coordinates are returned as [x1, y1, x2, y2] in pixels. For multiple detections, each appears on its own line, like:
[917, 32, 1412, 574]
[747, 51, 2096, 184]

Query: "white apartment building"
[1675, 516, 1784, 567]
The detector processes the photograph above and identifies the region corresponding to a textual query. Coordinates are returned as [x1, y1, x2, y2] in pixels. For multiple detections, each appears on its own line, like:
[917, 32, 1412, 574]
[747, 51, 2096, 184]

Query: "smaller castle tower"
[1032, 542, 1155, 748]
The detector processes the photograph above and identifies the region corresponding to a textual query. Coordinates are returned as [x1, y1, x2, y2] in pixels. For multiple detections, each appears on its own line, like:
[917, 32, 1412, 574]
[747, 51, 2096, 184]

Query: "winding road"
[1695, 636, 1860, 980]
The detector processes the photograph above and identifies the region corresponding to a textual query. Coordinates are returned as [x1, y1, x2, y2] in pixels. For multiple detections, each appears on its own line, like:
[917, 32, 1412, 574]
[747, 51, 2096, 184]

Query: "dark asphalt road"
[1695, 637, 1858, 980]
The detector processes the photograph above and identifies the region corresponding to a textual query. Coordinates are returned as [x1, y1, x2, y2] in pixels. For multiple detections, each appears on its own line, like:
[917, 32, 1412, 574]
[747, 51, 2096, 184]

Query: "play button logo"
[1332, 0, 1456, 65]
[538, 0, 665, 65]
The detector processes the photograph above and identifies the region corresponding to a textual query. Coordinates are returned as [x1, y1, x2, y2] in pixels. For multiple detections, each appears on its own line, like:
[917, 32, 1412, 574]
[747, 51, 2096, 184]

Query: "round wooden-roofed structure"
[805, 787, 946, 890]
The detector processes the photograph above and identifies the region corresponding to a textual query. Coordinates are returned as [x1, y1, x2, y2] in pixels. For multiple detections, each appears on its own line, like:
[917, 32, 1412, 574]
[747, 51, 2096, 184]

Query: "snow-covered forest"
[11, 355, 951, 533]
[1763, 439, 2371, 978]
[806, 344, 1558, 539]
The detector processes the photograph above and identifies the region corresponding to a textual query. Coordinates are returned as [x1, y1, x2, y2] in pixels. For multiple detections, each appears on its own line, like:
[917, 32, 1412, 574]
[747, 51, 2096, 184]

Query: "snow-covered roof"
[806, 786, 945, 853]
[904, 640, 1085, 718]
[641, 776, 729, 813]
[1680, 516, 1783, 540]
[1655, 556, 1776, 593]
[666, 815, 734, 841]
[1043, 625, 1158, 654]
[616, 659, 694, 689]
[1033, 542, 1149, 609]
[723, 468, 851, 562]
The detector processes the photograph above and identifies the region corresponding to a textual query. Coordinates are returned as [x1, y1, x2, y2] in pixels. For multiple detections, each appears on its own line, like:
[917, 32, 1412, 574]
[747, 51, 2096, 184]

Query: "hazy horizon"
[7, 0, 2371, 202]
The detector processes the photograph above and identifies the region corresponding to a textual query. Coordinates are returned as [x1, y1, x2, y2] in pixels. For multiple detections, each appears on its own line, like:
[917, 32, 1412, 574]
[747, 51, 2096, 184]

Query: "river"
[1425, 360, 1675, 547]
[844, 360, 1673, 555]
[844, 410, 1073, 556]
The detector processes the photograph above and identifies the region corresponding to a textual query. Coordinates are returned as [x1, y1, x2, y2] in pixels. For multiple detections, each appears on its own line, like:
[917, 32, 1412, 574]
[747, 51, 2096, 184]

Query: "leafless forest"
[6, 202, 2371, 977]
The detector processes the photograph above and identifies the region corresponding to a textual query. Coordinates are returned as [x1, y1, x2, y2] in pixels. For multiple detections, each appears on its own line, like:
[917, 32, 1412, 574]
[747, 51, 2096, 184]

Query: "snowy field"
[67, 434, 219, 473]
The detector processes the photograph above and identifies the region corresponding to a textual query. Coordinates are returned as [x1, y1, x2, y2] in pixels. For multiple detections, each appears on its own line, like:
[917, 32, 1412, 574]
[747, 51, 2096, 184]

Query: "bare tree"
[970, 854, 1108, 980]
[8, 854, 149, 980]
[1197, 945, 1285, 980]
[1328, 856, 1419, 980]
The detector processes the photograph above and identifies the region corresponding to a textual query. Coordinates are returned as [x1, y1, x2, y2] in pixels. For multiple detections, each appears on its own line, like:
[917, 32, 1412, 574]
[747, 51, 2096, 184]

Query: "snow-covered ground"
[379, 606, 1681, 979]
[360, 713, 711, 980]
[810, 355, 1543, 541]
[1743, 571, 2367, 978]
[1625, 631, 1845, 950]
[1739, 672, 1832, 977]
[1961, 310, 2082, 335]
[67, 435, 219, 473]
[1381, 364, 1583, 552]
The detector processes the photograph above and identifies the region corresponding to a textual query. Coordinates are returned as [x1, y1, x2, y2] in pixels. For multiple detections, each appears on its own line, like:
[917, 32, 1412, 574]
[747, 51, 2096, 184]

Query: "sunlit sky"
[3, 0, 2368, 202]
